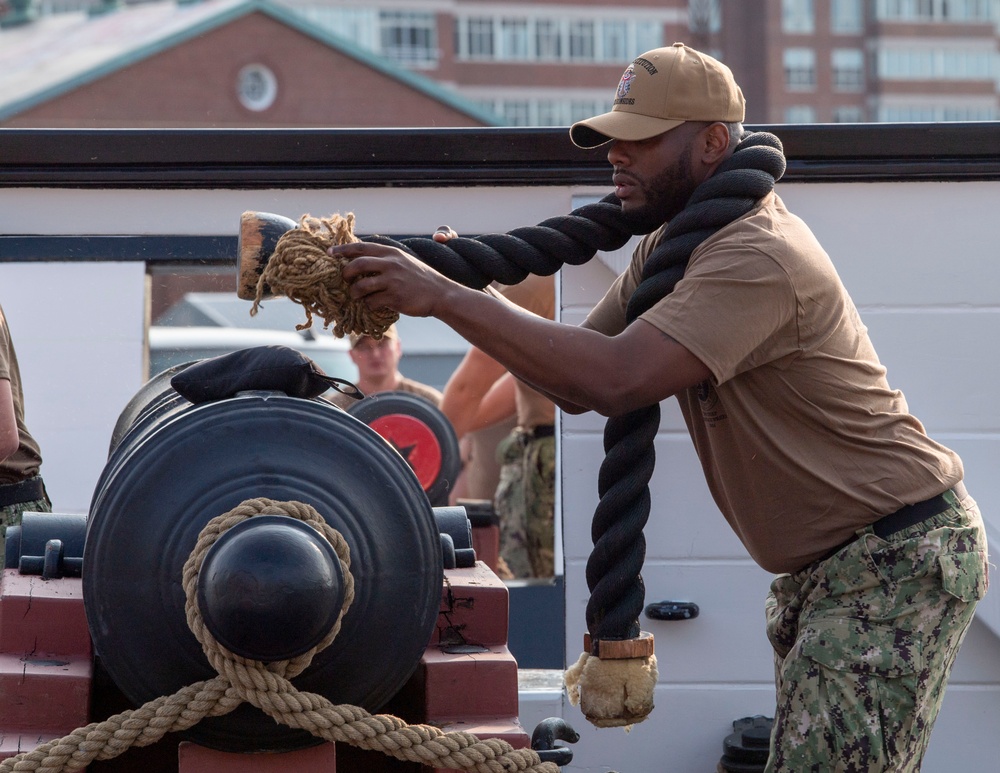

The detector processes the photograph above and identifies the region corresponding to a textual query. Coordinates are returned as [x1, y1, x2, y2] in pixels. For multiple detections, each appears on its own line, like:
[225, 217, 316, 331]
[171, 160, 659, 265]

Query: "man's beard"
[618, 151, 698, 234]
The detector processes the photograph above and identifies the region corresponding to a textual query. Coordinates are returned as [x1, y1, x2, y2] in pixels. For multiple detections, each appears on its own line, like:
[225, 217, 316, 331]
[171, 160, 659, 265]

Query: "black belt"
[0, 476, 45, 508]
[871, 481, 968, 540]
[525, 424, 555, 439]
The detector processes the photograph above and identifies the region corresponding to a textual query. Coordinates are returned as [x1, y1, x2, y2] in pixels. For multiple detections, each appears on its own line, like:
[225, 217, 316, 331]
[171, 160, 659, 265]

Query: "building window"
[601, 20, 629, 61]
[464, 17, 495, 59]
[689, 0, 722, 35]
[502, 101, 532, 126]
[297, 8, 378, 50]
[635, 23, 665, 54]
[878, 102, 997, 121]
[236, 64, 278, 112]
[878, 47, 993, 80]
[463, 96, 611, 127]
[784, 48, 817, 90]
[499, 17, 529, 60]
[782, 0, 815, 33]
[832, 105, 865, 122]
[785, 105, 817, 123]
[831, 0, 864, 33]
[568, 20, 596, 60]
[536, 99, 562, 126]
[535, 19, 562, 60]
[569, 99, 606, 123]
[379, 11, 437, 68]
[876, 0, 995, 22]
[456, 14, 664, 64]
[832, 49, 865, 90]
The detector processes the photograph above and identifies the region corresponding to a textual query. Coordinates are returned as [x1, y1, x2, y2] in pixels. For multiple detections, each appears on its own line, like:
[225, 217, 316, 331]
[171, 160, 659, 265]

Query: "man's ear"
[701, 122, 732, 163]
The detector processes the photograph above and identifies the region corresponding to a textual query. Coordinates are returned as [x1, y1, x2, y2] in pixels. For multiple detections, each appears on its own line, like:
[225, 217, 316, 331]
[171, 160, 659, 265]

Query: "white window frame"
[832, 105, 866, 122]
[832, 48, 865, 90]
[784, 105, 817, 123]
[568, 19, 596, 61]
[831, 0, 864, 33]
[876, 0, 996, 21]
[784, 48, 817, 90]
[378, 10, 438, 68]
[455, 13, 664, 64]
[782, 0, 816, 33]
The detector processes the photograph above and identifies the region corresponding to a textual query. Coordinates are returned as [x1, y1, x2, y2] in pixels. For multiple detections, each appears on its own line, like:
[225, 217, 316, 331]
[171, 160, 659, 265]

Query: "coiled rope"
[253, 131, 786, 655]
[0, 499, 558, 773]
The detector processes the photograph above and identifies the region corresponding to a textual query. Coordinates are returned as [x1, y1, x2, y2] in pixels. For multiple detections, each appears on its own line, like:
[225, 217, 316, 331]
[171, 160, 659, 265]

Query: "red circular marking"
[368, 414, 442, 490]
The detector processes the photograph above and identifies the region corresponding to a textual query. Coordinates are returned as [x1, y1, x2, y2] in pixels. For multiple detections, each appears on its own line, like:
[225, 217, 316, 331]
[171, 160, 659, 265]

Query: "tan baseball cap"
[570, 43, 745, 149]
[349, 323, 398, 348]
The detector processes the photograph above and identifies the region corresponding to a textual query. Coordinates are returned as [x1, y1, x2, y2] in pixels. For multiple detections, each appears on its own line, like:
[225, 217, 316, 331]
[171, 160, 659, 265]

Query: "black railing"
[0, 123, 999, 189]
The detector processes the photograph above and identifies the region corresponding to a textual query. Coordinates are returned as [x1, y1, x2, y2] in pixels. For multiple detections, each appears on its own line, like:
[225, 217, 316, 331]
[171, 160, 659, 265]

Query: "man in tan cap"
[330, 44, 985, 771]
[325, 323, 442, 409]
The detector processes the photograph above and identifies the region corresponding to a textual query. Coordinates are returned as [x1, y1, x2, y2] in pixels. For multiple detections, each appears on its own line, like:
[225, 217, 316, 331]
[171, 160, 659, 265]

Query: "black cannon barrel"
[85, 381, 443, 753]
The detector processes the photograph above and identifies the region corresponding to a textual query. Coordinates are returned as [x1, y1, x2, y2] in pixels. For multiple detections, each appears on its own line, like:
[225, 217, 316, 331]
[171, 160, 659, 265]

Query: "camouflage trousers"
[0, 493, 53, 558]
[494, 430, 555, 578]
[764, 489, 988, 772]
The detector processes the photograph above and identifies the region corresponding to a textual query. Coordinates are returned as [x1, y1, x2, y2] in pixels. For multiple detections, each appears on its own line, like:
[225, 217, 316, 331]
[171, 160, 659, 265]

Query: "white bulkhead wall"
[0, 179, 997, 771]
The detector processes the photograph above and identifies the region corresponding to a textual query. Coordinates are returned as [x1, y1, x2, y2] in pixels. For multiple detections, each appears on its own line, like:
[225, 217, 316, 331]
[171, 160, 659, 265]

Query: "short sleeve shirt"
[0, 304, 43, 484]
[586, 193, 962, 573]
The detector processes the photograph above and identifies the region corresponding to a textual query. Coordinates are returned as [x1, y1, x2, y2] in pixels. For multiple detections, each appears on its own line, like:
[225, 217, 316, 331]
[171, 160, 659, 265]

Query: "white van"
[147, 326, 357, 382]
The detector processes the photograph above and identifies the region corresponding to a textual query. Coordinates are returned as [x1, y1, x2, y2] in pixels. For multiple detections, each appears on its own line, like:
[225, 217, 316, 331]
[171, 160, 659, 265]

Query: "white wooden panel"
[560, 254, 619, 313]
[0, 262, 146, 513]
[778, 181, 1000, 308]
[922, 686, 1000, 772]
[946, 619, 1000, 683]
[560, 434, 749, 564]
[861, 310, 1000, 431]
[563, 560, 776, 685]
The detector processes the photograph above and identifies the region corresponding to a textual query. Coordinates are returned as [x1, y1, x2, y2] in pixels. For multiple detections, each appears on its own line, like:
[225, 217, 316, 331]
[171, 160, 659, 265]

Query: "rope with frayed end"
[0, 498, 559, 773]
[250, 213, 398, 339]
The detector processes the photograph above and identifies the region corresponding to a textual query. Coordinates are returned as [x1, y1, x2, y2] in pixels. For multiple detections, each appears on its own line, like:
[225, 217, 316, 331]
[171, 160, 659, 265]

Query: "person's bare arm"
[476, 372, 517, 428]
[0, 379, 20, 462]
[335, 244, 711, 416]
[440, 346, 512, 437]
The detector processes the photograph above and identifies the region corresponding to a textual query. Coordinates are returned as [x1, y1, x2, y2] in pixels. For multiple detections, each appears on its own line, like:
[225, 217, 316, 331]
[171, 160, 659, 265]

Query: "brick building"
[1, 0, 997, 126]
[0, 0, 500, 127]
[273, 0, 1000, 125]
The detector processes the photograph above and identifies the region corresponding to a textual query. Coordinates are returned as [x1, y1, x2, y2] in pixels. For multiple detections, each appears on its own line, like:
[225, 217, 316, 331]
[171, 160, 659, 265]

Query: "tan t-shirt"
[499, 274, 557, 430]
[586, 193, 962, 574]
[0, 305, 43, 485]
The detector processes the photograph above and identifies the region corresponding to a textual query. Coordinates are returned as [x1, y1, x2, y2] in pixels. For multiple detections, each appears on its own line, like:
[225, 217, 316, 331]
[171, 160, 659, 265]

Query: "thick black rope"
[363, 132, 786, 646]
[586, 134, 785, 642]
[363, 194, 641, 286]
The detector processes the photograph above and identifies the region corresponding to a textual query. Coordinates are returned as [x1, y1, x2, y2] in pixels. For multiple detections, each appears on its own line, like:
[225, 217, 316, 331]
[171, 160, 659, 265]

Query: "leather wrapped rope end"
[564, 632, 657, 729]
